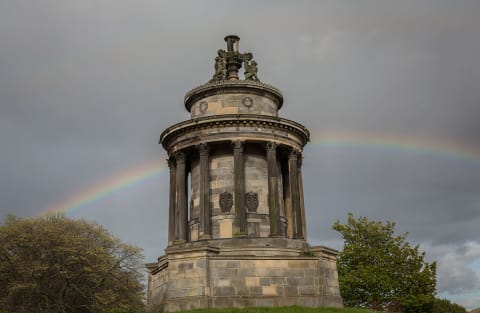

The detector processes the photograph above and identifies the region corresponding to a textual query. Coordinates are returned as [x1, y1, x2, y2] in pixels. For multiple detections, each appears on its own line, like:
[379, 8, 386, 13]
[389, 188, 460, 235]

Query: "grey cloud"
[426, 242, 480, 295]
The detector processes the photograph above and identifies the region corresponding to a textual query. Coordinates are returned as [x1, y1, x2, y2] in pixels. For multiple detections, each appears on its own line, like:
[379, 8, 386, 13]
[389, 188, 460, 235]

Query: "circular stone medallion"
[199, 101, 208, 114]
[242, 97, 253, 108]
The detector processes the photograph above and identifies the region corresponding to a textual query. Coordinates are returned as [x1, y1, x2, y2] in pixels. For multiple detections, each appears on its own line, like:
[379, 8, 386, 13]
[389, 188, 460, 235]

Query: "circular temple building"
[146, 36, 343, 312]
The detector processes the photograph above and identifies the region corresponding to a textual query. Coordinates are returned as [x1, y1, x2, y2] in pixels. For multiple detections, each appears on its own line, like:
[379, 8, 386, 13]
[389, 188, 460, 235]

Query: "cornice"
[160, 114, 310, 151]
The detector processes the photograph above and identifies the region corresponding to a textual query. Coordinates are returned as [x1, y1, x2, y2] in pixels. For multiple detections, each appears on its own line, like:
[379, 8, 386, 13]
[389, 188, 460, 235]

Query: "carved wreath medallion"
[219, 192, 233, 213]
[199, 101, 208, 114]
[245, 191, 258, 212]
[242, 97, 253, 108]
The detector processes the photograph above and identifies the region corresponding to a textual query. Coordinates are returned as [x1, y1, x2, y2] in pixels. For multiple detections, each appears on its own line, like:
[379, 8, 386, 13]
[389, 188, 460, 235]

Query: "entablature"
[160, 114, 310, 155]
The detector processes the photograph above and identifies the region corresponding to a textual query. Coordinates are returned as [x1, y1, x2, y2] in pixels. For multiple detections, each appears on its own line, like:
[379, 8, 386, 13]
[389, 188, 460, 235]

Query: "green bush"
[333, 214, 436, 312]
[433, 298, 467, 313]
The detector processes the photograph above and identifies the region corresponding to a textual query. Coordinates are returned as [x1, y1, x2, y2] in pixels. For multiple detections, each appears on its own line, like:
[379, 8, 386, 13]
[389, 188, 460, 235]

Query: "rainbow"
[309, 130, 480, 163]
[42, 160, 169, 217]
[41, 130, 480, 217]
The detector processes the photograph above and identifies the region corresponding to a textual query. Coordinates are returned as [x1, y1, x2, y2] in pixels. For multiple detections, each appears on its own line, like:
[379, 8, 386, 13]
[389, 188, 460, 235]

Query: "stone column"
[266, 142, 282, 237]
[289, 149, 304, 239]
[175, 151, 188, 243]
[282, 162, 294, 239]
[198, 143, 211, 239]
[298, 155, 307, 240]
[233, 140, 247, 236]
[167, 158, 176, 246]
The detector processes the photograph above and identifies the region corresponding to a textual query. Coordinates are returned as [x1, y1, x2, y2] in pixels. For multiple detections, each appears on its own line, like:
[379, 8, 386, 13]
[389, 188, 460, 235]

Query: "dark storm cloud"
[1, 0, 480, 308]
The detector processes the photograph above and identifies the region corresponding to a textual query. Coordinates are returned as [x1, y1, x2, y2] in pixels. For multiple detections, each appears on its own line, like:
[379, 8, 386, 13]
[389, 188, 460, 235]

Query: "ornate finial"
[224, 35, 240, 52]
[224, 35, 243, 80]
[209, 35, 260, 83]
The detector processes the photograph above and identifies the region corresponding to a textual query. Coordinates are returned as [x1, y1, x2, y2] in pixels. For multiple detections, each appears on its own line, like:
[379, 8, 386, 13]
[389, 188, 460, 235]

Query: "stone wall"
[188, 143, 285, 240]
[147, 239, 343, 312]
[190, 93, 278, 119]
[209, 145, 235, 238]
[147, 257, 169, 311]
[210, 258, 321, 304]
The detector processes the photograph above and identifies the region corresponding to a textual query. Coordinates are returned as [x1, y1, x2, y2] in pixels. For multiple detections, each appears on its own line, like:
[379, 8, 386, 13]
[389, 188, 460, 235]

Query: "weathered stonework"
[147, 240, 342, 312]
[148, 238, 342, 312]
[190, 93, 279, 118]
[147, 36, 342, 312]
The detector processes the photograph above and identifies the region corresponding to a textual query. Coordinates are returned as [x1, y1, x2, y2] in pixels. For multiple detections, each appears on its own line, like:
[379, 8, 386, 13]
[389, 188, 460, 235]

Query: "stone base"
[146, 238, 343, 312]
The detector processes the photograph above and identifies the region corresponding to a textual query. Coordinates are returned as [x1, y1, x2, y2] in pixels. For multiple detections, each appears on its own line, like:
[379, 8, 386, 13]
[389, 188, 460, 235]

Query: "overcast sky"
[1, 1, 480, 309]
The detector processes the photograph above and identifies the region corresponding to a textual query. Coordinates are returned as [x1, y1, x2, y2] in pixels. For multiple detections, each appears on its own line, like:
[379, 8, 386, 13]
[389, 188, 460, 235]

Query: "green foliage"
[0, 214, 145, 313]
[433, 298, 467, 313]
[333, 213, 436, 312]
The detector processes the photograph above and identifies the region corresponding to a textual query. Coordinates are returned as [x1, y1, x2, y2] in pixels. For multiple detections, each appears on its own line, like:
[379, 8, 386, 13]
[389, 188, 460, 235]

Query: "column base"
[173, 239, 187, 245]
[199, 234, 212, 240]
[233, 232, 248, 238]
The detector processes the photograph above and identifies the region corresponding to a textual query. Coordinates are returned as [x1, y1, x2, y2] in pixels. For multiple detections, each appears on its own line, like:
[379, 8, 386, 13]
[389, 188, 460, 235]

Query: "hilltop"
[176, 307, 376, 313]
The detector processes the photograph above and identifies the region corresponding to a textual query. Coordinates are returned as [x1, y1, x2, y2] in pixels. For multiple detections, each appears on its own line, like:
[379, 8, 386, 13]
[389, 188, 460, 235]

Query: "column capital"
[174, 151, 186, 164]
[289, 148, 300, 160]
[198, 143, 210, 156]
[297, 155, 304, 167]
[167, 158, 176, 169]
[232, 140, 244, 152]
[266, 141, 277, 152]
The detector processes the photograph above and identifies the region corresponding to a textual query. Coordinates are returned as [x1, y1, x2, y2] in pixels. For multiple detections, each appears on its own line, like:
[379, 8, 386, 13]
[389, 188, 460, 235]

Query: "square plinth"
[146, 238, 343, 312]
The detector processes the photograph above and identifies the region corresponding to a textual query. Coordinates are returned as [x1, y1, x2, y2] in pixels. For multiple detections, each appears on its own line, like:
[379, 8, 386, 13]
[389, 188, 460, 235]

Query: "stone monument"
[146, 35, 343, 312]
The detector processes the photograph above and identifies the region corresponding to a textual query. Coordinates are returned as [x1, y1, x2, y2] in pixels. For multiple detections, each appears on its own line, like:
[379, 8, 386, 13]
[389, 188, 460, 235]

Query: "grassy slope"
[177, 306, 376, 313]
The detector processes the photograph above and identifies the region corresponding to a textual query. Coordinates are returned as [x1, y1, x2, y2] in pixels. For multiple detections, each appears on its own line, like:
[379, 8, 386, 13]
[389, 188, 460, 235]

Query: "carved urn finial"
[224, 35, 240, 53]
[209, 35, 260, 83]
[224, 35, 242, 80]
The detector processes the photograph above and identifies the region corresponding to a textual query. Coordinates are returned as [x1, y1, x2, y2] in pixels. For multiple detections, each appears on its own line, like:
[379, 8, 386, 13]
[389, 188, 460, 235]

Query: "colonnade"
[167, 141, 306, 245]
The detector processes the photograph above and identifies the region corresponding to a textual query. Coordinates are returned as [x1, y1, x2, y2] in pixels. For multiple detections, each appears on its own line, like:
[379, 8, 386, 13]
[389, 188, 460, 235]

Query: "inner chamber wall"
[189, 142, 286, 240]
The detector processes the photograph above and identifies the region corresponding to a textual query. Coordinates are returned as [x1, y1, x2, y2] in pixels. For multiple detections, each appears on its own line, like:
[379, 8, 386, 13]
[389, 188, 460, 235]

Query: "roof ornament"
[243, 52, 259, 81]
[210, 50, 227, 82]
[209, 35, 260, 83]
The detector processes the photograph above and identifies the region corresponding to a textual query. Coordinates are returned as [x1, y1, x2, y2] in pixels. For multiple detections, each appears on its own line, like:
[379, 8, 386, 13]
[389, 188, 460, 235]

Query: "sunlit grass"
[177, 306, 376, 313]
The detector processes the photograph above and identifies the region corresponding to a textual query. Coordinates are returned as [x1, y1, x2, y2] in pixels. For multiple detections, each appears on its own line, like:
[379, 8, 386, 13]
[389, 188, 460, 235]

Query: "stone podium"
[146, 36, 343, 312]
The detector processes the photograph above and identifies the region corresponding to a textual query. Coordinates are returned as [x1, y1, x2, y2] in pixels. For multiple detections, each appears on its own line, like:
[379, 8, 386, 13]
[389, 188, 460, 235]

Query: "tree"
[332, 213, 436, 313]
[0, 214, 145, 313]
[433, 298, 467, 313]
